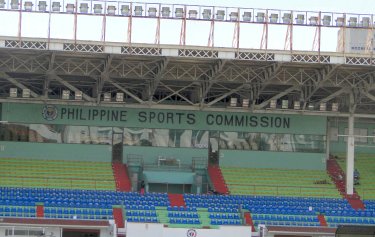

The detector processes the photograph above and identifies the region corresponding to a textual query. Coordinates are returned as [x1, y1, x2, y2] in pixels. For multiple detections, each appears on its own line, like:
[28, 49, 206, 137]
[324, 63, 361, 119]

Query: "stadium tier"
[0, 158, 116, 190]
[221, 167, 341, 198]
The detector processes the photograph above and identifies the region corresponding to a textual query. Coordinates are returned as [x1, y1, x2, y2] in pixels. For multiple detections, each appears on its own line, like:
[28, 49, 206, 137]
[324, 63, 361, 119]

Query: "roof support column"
[346, 113, 354, 195]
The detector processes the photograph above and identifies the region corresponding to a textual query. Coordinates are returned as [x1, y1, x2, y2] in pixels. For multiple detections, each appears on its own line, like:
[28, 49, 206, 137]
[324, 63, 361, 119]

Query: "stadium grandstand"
[0, 1, 375, 237]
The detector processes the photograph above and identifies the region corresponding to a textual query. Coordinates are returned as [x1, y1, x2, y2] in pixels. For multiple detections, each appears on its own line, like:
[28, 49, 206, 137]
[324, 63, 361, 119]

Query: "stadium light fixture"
[148, 7, 157, 17]
[230, 97, 238, 107]
[332, 102, 339, 112]
[293, 101, 301, 110]
[269, 99, 277, 109]
[134, 5, 143, 16]
[216, 10, 225, 20]
[0, 0, 5, 8]
[9, 88, 17, 98]
[322, 15, 331, 26]
[295, 14, 305, 24]
[256, 12, 265, 22]
[116, 92, 124, 102]
[307, 103, 314, 110]
[242, 12, 252, 22]
[22, 89, 30, 98]
[269, 13, 278, 23]
[361, 17, 370, 27]
[51, 1, 61, 11]
[93, 4, 102, 14]
[282, 13, 292, 24]
[11, 0, 19, 9]
[229, 12, 238, 21]
[66, 3, 75, 13]
[242, 98, 249, 108]
[38, 1, 47, 11]
[79, 3, 88, 13]
[24, 1, 33, 11]
[309, 16, 318, 25]
[319, 102, 326, 111]
[335, 17, 345, 27]
[281, 100, 289, 109]
[62, 90, 70, 100]
[120, 5, 130, 16]
[348, 17, 357, 27]
[202, 9, 211, 20]
[188, 9, 197, 19]
[75, 91, 82, 100]
[103, 93, 111, 102]
[107, 5, 116, 15]
[175, 8, 184, 18]
[161, 7, 170, 17]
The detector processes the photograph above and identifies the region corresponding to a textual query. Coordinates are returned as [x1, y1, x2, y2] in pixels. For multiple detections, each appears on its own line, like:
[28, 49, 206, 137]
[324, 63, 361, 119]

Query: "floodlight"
[322, 15, 331, 26]
[319, 102, 326, 111]
[336, 17, 345, 27]
[0, 0, 5, 8]
[269, 99, 277, 109]
[148, 7, 157, 17]
[38, 1, 47, 11]
[242, 98, 249, 108]
[62, 90, 70, 100]
[256, 12, 265, 22]
[309, 16, 318, 25]
[24, 1, 33, 11]
[121, 5, 130, 16]
[230, 97, 237, 107]
[116, 92, 124, 102]
[269, 13, 278, 23]
[216, 10, 225, 20]
[134, 6, 143, 16]
[22, 89, 30, 98]
[361, 17, 370, 27]
[293, 101, 301, 110]
[93, 4, 102, 14]
[79, 3, 88, 13]
[202, 9, 211, 20]
[75, 91, 82, 100]
[161, 7, 170, 17]
[307, 103, 314, 110]
[103, 93, 111, 102]
[107, 5, 116, 15]
[242, 12, 252, 22]
[175, 8, 184, 18]
[229, 12, 238, 21]
[281, 100, 288, 109]
[9, 88, 17, 98]
[295, 14, 305, 24]
[66, 3, 74, 13]
[188, 9, 197, 19]
[348, 17, 357, 27]
[11, 0, 19, 9]
[282, 13, 292, 24]
[332, 102, 339, 112]
[51, 1, 60, 11]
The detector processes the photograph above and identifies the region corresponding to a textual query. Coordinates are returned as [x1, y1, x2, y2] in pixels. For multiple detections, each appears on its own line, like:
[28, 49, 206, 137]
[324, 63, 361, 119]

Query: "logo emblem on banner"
[42, 105, 58, 121]
[186, 229, 197, 237]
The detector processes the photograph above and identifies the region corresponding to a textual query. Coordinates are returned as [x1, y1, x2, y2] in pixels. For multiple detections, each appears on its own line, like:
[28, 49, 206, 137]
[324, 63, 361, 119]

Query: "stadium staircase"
[168, 193, 186, 207]
[327, 157, 365, 210]
[112, 162, 132, 192]
[36, 205, 44, 218]
[244, 212, 255, 232]
[317, 214, 327, 227]
[113, 207, 125, 228]
[208, 164, 229, 194]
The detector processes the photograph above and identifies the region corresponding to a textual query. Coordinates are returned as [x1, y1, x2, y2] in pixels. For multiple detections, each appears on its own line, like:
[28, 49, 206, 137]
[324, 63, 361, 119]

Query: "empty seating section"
[221, 167, 341, 198]
[0, 158, 116, 190]
[336, 154, 375, 200]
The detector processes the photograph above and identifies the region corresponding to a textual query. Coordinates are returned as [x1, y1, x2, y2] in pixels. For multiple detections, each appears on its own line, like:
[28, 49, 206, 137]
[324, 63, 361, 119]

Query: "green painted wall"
[0, 141, 111, 162]
[219, 150, 326, 170]
[123, 146, 207, 165]
[143, 171, 195, 184]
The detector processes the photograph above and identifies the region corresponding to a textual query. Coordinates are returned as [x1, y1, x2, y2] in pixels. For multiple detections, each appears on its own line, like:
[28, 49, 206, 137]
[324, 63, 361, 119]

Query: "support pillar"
[326, 121, 331, 160]
[346, 114, 355, 195]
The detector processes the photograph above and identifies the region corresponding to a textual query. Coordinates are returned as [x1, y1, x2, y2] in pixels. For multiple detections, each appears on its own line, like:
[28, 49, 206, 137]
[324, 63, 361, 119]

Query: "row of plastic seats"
[44, 213, 112, 220]
[253, 220, 321, 227]
[125, 205, 156, 211]
[249, 207, 316, 216]
[124, 200, 169, 206]
[210, 219, 241, 225]
[126, 210, 157, 217]
[44, 208, 112, 216]
[0, 206, 36, 213]
[252, 215, 318, 222]
[327, 217, 375, 225]
[324, 210, 375, 217]
[207, 207, 239, 213]
[127, 216, 158, 223]
[169, 218, 200, 225]
[168, 212, 199, 218]
[0, 212, 36, 218]
[167, 206, 197, 212]
[209, 213, 240, 219]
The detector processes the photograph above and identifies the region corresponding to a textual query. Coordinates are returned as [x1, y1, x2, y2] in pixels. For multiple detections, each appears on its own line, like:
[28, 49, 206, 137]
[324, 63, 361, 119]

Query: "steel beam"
[254, 85, 300, 109]
[0, 72, 39, 98]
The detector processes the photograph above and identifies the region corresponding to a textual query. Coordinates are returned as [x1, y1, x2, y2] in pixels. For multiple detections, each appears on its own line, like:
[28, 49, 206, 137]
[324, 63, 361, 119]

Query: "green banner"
[1, 102, 326, 134]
